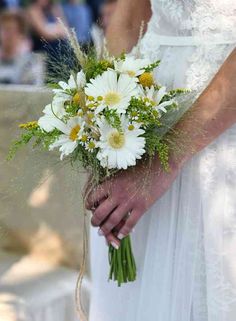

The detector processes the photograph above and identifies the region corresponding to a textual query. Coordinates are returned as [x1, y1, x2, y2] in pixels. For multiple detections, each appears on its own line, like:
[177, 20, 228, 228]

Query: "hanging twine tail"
[75, 205, 89, 321]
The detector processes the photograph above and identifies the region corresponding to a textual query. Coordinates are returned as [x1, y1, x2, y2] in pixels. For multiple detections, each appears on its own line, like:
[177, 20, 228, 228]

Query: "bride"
[86, 0, 236, 320]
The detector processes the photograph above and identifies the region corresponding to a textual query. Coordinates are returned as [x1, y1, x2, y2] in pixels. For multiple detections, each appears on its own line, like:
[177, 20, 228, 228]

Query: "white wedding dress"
[89, 1, 236, 320]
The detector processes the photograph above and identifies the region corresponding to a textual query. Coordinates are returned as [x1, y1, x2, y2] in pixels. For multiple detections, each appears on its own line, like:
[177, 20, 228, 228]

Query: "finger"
[105, 233, 120, 250]
[116, 209, 141, 240]
[99, 204, 131, 236]
[91, 197, 118, 227]
[112, 218, 126, 236]
[85, 182, 109, 210]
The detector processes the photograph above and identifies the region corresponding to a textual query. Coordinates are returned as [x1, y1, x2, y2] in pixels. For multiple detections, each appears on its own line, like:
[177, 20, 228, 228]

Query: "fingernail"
[111, 241, 119, 250]
[98, 229, 104, 236]
[117, 233, 125, 240]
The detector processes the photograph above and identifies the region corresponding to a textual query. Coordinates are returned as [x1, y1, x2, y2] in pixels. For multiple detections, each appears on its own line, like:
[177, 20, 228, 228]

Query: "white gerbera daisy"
[146, 86, 174, 113]
[53, 71, 86, 97]
[49, 116, 84, 160]
[85, 70, 138, 114]
[114, 56, 150, 79]
[38, 100, 66, 132]
[96, 117, 145, 170]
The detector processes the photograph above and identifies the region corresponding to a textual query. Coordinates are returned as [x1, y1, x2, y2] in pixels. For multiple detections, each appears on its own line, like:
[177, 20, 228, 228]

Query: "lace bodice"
[150, 0, 236, 39]
[137, 0, 236, 91]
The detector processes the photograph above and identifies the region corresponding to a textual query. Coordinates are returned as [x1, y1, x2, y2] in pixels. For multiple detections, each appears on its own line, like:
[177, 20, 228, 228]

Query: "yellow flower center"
[88, 141, 96, 149]
[127, 70, 136, 77]
[128, 124, 135, 131]
[69, 124, 81, 141]
[73, 93, 80, 105]
[139, 72, 154, 88]
[104, 92, 121, 106]
[108, 131, 125, 149]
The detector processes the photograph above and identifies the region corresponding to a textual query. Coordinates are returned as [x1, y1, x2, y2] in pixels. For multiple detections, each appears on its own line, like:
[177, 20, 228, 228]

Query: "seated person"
[0, 10, 44, 85]
[63, 0, 92, 45]
[27, 0, 66, 52]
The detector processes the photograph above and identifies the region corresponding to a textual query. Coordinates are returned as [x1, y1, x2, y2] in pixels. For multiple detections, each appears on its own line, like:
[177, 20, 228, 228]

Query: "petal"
[156, 86, 167, 104]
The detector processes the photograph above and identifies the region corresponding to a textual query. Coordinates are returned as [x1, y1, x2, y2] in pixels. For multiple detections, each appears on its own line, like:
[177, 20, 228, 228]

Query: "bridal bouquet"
[8, 35, 189, 287]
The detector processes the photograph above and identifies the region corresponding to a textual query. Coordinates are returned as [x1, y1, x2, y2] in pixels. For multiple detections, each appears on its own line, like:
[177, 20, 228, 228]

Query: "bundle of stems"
[108, 235, 136, 286]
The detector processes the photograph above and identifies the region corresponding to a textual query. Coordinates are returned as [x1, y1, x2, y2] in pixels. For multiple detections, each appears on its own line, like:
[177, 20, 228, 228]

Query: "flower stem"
[108, 235, 136, 286]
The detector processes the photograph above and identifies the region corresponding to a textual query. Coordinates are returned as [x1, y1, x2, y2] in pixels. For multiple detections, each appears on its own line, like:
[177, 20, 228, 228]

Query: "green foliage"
[103, 109, 122, 131]
[144, 125, 169, 171]
[156, 141, 169, 171]
[47, 83, 61, 90]
[144, 60, 161, 72]
[70, 143, 106, 180]
[7, 131, 35, 160]
[7, 127, 60, 160]
[84, 57, 114, 82]
[165, 88, 190, 100]
[127, 97, 161, 127]
[65, 102, 80, 116]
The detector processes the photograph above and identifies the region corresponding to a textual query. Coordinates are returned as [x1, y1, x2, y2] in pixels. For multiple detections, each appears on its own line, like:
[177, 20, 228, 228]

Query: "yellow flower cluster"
[19, 121, 38, 129]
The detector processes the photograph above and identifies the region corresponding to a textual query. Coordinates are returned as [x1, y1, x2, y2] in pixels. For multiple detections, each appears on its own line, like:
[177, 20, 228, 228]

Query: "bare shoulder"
[116, 0, 152, 26]
[106, 0, 152, 55]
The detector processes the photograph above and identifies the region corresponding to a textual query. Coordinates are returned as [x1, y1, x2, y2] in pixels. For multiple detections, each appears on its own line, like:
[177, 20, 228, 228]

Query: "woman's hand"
[86, 156, 181, 247]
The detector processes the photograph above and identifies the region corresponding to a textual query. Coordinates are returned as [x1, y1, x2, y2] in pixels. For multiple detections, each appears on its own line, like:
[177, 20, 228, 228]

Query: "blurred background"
[0, 0, 117, 320]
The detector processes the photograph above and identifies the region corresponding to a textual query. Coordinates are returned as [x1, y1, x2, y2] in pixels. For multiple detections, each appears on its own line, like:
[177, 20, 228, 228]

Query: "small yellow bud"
[88, 141, 96, 149]
[153, 110, 159, 117]
[73, 93, 80, 105]
[87, 103, 95, 109]
[87, 96, 94, 101]
[97, 96, 103, 101]
[139, 72, 154, 88]
[81, 135, 88, 142]
[87, 113, 94, 120]
[128, 124, 135, 131]
[131, 111, 138, 117]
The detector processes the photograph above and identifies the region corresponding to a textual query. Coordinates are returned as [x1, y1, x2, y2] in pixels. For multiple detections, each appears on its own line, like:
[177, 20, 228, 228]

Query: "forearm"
[106, 0, 151, 56]
[169, 48, 236, 168]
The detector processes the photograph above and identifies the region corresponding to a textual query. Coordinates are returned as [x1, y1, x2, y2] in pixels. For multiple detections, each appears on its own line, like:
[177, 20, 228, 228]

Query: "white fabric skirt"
[89, 40, 236, 321]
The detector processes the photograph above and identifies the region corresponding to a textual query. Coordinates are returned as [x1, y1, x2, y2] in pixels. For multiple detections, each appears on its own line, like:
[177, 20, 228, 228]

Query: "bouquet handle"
[108, 235, 136, 286]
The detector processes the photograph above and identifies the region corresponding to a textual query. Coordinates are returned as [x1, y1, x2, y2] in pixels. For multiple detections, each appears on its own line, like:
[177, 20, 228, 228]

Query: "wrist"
[168, 150, 190, 174]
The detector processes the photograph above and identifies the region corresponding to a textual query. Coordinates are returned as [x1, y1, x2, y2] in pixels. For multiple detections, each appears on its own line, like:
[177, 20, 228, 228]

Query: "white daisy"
[85, 70, 138, 114]
[49, 116, 84, 160]
[96, 116, 145, 170]
[38, 100, 66, 132]
[53, 71, 86, 98]
[114, 56, 150, 79]
[146, 86, 174, 113]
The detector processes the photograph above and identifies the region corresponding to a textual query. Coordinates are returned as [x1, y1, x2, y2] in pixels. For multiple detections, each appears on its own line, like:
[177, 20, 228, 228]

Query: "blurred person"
[0, 10, 44, 85]
[27, 0, 67, 52]
[63, 0, 92, 45]
[91, 0, 117, 55]
[0, 0, 19, 11]
[86, 0, 104, 22]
